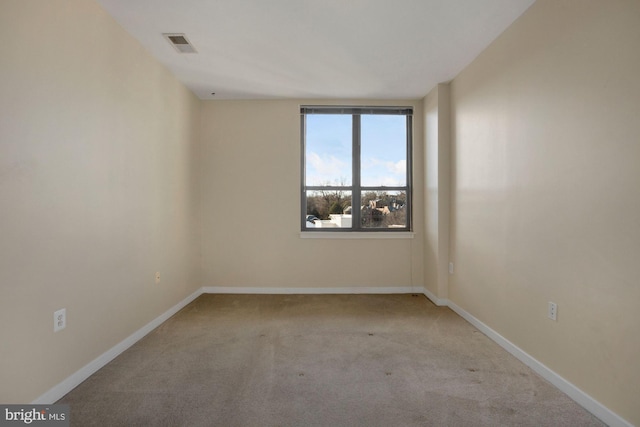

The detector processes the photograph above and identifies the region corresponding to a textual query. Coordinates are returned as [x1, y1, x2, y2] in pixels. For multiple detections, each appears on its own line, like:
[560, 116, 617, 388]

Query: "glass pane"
[305, 190, 352, 229]
[360, 115, 406, 187]
[361, 190, 407, 229]
[305, 115, 352, 186]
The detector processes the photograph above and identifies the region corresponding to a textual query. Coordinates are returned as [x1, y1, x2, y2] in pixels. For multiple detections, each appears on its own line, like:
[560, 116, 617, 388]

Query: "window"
[301, 106, 412, 232]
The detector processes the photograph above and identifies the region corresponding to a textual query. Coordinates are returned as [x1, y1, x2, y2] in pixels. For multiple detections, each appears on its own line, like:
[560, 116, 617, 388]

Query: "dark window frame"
[300, 105, 413, 232]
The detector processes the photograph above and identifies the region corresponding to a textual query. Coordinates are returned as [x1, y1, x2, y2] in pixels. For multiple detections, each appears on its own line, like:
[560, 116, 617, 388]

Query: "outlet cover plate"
[54, 308, 66, 332]
[548, 302, 557, 321]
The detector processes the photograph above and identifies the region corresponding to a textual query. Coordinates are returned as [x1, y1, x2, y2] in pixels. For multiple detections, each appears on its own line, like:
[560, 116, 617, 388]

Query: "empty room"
[1, 0, 638, 425]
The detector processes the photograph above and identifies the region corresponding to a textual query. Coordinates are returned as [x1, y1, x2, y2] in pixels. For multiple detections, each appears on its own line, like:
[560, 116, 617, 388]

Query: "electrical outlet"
[449, 262, 454, 274]
[54, 308, 66, 332]
[548, 302, 557, 321]
[155, 272, 161, 284]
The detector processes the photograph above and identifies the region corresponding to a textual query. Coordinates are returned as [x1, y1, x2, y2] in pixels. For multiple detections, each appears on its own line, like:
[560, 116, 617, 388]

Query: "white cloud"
[307, 152, 350, 185]
[362, 175, 404, 187]
[361, 157, 406, 186]
[387, 159, 406, 175]
[306, 154, 406, 187]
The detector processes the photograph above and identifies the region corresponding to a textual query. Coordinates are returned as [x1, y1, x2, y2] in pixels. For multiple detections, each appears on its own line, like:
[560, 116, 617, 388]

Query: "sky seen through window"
[305, 114, 406, 187]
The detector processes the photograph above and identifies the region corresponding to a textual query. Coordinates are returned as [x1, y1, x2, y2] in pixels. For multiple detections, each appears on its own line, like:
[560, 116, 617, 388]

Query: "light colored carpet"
[58, 294, 605, 426]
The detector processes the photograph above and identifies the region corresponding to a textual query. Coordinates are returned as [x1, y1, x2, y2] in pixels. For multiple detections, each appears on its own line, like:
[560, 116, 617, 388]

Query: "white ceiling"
[96, 0, 535, 100]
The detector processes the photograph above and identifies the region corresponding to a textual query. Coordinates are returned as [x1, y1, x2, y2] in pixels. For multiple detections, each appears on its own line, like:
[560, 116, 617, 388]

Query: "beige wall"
[0, 0, 201, 402]
[449, 0, 640, 423]
[423, 84, 451, 301]
[2, 0, 637, 422]
[200, 99, 424, 289]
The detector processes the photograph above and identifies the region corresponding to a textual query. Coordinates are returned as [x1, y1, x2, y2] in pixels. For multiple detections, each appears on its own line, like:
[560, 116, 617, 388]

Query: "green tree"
[329, 201, 344, 215]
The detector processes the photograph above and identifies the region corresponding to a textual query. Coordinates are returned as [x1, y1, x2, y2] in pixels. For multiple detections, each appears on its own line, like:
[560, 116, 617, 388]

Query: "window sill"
[300, 232, 414, 239]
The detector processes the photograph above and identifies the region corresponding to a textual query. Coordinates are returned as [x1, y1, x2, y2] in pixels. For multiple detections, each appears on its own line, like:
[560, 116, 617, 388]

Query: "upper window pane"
[361, 115, 406, 187]
[305, 114, 352, 186]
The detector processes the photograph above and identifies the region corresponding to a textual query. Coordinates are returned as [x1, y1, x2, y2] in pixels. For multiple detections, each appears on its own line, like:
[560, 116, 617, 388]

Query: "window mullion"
[405, 114, 413, 233]
[300, 113, 307, 231]
[352, 114, 361, 230]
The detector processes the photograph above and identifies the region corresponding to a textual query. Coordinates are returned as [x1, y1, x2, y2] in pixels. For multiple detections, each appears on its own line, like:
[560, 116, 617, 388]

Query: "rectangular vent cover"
[163, 33, 197, 53]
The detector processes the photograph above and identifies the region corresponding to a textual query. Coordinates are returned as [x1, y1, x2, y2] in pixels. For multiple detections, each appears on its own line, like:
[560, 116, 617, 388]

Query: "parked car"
[306, 215, 319, 227]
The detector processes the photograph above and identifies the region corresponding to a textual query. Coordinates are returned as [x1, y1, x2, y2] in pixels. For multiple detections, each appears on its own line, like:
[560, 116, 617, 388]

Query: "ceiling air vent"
[163, 33, 197, 53]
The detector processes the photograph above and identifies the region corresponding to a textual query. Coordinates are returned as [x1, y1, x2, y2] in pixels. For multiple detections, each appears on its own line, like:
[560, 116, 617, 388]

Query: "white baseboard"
[421, 287, 448, 306]
[32, 285, 631, 426]
[202, 286, 425, 295]
[447, 300, 632, 427]
[32, 288, 203, 405]
[32, 285, 421, 404]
